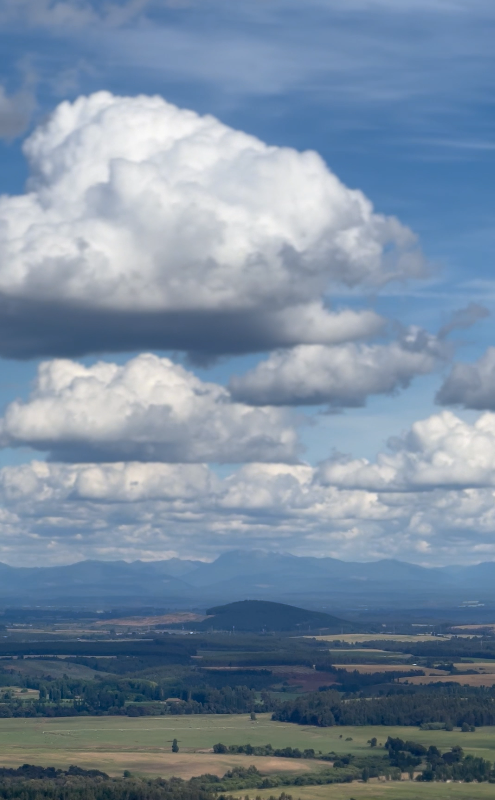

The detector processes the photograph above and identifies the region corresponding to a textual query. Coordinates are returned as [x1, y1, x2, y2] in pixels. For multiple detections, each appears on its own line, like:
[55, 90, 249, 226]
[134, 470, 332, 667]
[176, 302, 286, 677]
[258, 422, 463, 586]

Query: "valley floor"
[0, 714, 495, 779]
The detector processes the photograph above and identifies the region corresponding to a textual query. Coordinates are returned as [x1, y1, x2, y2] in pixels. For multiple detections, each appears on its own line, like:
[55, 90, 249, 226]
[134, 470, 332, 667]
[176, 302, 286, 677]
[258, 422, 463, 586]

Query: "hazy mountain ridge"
[0, 550, 494, 608]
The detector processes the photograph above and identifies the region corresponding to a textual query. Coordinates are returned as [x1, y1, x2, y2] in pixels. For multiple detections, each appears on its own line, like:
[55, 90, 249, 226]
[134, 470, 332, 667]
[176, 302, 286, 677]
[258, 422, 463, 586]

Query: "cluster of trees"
[0, 761, 394, 800]
[189, 764, 366, 791]
[166, 686, 272, 715]
[0, 638, 197, 661]
[385, 736, 427, 770]
[273, 688, 495, 727]
[213, 743, 321, 759]
[0, 768, 216, 800]
[0, 765, 108, 780]
[419, 745, 493, 782]
[0, 677, 272, 718]
[384, 736, 495, 782]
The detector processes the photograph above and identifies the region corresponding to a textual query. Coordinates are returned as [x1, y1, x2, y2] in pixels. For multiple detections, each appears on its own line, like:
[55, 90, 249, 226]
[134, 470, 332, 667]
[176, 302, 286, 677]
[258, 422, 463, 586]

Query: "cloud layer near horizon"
[0, 92, 422, 358]
[3, 432, 495, 566]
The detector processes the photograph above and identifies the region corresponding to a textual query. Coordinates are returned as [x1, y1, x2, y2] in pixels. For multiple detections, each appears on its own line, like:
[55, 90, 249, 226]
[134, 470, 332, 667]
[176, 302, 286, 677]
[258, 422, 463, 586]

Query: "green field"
[309, 634, 447, 644]
[235, 782, 495, 800]
[0, 713, 495, 779]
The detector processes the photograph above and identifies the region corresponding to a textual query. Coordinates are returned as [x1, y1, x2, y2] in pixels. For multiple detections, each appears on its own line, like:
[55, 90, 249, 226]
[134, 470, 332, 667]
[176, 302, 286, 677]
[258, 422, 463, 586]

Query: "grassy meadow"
[0, 713, 495, 778]
[309, 634, 447, 644]
[233, 782, 495, 800]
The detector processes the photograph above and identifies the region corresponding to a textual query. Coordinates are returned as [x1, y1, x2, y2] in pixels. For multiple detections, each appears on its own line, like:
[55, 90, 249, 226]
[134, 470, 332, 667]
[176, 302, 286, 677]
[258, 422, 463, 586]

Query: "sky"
[0, 0, 494, 567]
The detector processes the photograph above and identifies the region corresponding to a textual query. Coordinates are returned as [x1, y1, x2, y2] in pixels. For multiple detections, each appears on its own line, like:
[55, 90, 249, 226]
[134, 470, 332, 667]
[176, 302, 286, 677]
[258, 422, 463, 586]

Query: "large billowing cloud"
[0, 354, 298, 463]
[230, 327, 446, 407]
[0, 91, 422, 358]
[319, 410, 495, 491]
[436, 347, 495, 410]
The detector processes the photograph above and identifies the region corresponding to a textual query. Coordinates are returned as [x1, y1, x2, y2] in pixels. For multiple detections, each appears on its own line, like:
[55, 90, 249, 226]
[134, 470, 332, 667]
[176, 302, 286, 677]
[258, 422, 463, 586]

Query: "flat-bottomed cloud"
[0, 91, 423, 358]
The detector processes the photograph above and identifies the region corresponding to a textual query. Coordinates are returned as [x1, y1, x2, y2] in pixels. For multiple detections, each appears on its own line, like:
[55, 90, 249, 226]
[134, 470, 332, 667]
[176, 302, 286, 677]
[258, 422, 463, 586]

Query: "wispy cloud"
[0, 84, 34, 138]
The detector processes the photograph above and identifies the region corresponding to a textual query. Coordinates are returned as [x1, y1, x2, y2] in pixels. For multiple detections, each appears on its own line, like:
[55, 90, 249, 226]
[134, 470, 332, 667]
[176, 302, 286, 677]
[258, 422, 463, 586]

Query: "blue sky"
[0, 0, 494, 565]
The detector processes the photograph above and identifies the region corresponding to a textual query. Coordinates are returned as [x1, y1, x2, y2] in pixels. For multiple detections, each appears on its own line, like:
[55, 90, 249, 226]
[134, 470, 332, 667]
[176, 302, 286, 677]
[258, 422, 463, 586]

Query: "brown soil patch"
[451, 624, 495, 631]
[202, 664, 337, 690]
[94, 613, 207, 628]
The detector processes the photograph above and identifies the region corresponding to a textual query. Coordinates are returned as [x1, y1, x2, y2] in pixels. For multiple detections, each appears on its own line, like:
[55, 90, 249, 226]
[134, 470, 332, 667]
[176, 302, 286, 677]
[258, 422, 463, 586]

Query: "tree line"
[273, 687, 495, 727]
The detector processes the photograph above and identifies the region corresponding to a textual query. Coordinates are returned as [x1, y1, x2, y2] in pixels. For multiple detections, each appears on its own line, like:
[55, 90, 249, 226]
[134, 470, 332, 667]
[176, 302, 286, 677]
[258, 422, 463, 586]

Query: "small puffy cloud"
[436, 347, 495, 409]
[319, 410, 495, 491]
[230, 327, 445, 407]
[0, 354, 299, 463]
[0, 91, 423, 358]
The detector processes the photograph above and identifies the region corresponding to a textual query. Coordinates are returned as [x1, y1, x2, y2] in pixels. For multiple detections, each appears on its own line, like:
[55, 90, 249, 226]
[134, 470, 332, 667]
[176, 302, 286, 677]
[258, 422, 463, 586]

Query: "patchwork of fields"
[0, 714, 495, 778]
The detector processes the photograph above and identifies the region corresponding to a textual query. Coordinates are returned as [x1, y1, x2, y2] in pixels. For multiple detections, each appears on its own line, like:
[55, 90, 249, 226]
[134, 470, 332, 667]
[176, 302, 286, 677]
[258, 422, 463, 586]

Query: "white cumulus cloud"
[230, 327, 445, 407]
[0, 91, 423, 358]
[319, 410, 495, 491]
[0, 354, 299, 463]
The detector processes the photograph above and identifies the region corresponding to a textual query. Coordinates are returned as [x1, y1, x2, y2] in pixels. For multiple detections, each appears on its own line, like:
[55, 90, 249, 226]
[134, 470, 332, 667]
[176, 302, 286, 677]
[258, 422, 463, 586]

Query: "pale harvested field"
[327, 649, 412, 656]
[0, 749, 317, 780]
[0, 715, 330, 778]
[94, 613, 207, 628]
[451, 624, 495, 631]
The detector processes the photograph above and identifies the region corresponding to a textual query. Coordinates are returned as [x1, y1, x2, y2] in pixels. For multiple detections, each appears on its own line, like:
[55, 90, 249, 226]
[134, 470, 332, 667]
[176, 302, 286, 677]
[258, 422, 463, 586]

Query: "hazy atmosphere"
[0, 0, 494, 566]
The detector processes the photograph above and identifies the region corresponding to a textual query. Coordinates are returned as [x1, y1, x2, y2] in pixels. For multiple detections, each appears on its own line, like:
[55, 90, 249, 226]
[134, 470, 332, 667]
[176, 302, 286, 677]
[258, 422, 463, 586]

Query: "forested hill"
[196, 600, 355, 632]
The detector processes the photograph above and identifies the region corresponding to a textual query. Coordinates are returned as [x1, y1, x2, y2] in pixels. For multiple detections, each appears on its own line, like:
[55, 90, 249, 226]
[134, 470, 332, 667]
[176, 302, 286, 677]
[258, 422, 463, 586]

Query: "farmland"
[310, 634, 451, 644]
[1, 714, 495, 777]
[233, 782, 495, 800]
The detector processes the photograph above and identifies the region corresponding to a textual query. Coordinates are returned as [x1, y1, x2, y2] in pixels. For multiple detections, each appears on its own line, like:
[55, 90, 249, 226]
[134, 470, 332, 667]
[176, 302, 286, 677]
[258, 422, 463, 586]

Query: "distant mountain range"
[0, 550, 494, 611]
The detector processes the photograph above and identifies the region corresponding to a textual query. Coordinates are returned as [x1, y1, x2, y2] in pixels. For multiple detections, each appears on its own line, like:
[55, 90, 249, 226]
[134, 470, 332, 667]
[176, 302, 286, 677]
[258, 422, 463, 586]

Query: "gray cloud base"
[437, 347, 495, 410]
